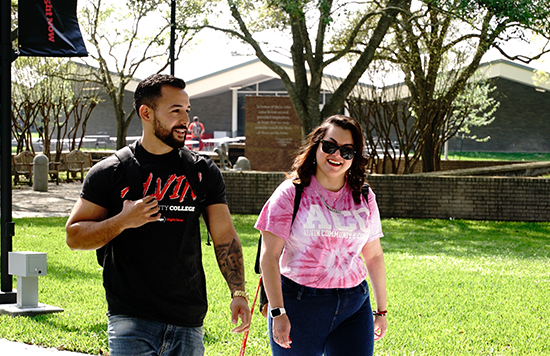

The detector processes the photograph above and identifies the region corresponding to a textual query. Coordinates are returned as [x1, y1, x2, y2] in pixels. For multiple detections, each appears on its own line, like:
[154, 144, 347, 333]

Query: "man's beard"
[153, 117, 186, 149]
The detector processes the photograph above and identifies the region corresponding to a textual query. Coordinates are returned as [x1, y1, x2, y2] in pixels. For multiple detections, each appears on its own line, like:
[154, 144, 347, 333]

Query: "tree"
[343, 70, 419, 174]
[11, 57, 100, 162]
[385, 0, 550, 171]
[198, 0, 410, 135]
[77, 0, 203, 148]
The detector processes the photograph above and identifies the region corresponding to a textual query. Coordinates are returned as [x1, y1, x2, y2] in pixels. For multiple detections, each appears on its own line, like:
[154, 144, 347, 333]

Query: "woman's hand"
[272, 314, 292, 349]
[373, 315, 387, 341]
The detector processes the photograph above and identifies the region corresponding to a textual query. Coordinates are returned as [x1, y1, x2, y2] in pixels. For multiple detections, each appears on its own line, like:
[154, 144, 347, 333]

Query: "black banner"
[18, 0, 87, 57]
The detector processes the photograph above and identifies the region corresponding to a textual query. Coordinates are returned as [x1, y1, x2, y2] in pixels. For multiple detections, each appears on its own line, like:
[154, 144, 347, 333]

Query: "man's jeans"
[108, 315, 205, 356]
[268, 276, 375, 356]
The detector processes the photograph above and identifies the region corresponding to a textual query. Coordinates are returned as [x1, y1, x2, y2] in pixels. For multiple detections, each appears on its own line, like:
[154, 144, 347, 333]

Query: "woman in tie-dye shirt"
[256, 115, 388, 356]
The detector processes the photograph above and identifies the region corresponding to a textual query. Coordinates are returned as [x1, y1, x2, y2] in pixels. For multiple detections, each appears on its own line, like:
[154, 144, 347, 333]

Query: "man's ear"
[139, 105, 153, 122]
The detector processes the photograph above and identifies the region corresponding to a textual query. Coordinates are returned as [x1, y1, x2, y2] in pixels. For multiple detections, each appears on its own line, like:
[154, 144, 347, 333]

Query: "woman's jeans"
[108, 315, 205, 356]
[268, 276, 374, 356]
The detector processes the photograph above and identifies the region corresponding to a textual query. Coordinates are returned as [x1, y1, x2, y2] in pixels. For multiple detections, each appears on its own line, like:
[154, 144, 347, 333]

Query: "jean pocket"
[359, 279, 369, 295]
[281, 277, 306, 299]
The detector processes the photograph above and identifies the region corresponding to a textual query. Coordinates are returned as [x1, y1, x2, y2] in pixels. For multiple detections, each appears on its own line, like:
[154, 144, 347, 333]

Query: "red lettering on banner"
[45, 0, 54, 42]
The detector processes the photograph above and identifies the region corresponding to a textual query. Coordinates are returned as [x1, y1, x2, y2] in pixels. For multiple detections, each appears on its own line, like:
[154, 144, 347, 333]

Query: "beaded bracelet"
[373, 310, 387, 316]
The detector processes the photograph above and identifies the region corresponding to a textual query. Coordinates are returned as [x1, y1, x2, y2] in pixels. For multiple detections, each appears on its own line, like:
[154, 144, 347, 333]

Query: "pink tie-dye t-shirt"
[255, 176, 383, 289]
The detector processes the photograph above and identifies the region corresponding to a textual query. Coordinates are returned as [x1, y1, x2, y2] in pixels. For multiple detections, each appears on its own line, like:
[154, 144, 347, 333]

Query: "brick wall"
[221, 171, 286, 214]
[221, 171, 550, 222]
[366, 175, 550, 222]
[384, 159, 525, 174]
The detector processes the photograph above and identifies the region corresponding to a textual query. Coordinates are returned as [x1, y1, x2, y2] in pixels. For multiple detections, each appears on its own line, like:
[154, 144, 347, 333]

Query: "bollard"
[234, 156, 251, 171]
[33, 153, 49, 192]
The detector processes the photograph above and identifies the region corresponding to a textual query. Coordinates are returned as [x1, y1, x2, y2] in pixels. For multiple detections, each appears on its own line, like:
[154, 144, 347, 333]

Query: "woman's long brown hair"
[289, 115, 368, 204]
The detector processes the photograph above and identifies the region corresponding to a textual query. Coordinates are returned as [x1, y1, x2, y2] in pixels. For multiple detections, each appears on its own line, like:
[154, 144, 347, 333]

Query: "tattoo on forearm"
[215, 238, 244, 290]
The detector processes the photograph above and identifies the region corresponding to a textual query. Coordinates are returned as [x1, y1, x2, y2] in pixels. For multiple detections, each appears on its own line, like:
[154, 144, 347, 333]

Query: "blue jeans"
[108, 315, 205, 356]
[268, 276, 374, 356]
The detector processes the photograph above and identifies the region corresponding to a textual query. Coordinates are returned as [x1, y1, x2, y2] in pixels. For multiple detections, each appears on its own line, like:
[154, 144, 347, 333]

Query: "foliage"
[345, 81, 418, 174]
[451, 78, 499, 142]
[11, 58, 101, 161]
[199, 0, 410, 135]
[2, 216, 550, 355]
[344, 67, 499, 174]
[376, 0, 550, 172]
[77, 0, 204, 148]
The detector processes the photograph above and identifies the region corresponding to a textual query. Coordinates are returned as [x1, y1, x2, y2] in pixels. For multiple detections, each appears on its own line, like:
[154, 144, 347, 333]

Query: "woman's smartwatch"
[270, 307, 286, 318]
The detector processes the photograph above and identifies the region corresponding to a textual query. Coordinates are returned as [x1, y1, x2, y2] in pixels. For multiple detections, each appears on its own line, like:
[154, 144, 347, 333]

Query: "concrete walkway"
[11, 181, 82, 218]
[0, 339, 91, 355]
[2, 182, 97, 355]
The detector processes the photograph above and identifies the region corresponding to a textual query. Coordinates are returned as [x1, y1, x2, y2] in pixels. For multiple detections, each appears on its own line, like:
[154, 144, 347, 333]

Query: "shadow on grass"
[31, 313, 107, 335]
[381, 219, 550, 260]
[16, 216, 550, 261]
[46, 262, 101, 282]
[14, 217, 68, 228]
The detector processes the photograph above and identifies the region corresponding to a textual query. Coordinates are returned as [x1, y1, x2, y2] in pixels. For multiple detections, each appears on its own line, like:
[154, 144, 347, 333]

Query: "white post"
[17, 276, 39, 307]
[231, 88, 239, 138]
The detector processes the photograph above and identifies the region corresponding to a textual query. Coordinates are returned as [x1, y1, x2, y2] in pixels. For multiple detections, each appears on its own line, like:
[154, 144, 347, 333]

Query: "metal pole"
[170, 0, 176, 75]
[0, 0, 17, 303]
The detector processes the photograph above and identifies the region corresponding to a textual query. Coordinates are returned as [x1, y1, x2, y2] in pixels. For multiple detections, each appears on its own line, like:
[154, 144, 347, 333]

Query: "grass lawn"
[1, 216, 549, 355]
[444, 151, 550, 161]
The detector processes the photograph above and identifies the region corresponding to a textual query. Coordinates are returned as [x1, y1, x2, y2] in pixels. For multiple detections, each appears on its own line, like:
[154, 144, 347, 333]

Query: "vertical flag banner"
[18, 0, 88, 57]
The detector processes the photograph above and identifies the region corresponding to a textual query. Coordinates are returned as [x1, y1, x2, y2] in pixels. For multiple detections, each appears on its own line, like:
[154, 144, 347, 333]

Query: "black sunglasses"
[319, 140, 356, 160]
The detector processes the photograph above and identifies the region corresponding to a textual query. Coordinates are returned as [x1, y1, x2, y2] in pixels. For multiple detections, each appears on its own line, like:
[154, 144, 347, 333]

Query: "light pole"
[0, 0, 17, 304]
[170, 0, 176, 75]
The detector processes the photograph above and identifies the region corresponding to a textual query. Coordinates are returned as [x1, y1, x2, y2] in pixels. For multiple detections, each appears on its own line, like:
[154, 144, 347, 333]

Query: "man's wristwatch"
[232, 290, 249, 303]
[270, 307, 286, 318]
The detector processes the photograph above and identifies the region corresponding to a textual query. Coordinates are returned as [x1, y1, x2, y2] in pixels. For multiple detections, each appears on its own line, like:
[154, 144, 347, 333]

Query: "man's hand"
[120, 196, 160, 228]
[230, 296, 251, 333]
[66, 196, 161, 251]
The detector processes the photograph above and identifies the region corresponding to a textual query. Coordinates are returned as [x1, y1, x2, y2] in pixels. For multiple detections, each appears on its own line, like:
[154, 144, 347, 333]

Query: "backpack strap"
[177, 147, 206, 207]
[292, 182, 304, 224]
[114, 142, 142, 200]
[254, 182, 303, 274]
[361, 182, 370, 203]
[97, 143, 142, 267]
[178, 147, 211, 245]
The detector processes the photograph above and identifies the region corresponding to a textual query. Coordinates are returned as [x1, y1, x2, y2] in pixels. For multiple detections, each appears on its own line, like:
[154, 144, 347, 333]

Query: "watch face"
[271, 308, 282, 317]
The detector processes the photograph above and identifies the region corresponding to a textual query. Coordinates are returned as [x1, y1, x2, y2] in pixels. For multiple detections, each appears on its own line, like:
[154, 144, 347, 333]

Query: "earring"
[313, 158, 316, 165]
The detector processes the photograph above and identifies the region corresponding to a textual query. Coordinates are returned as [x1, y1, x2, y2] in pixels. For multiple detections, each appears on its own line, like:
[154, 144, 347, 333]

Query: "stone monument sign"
[245, 96, 302, 172]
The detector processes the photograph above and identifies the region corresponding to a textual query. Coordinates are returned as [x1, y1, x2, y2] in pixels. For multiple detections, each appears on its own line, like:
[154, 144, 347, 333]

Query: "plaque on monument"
[245, 96, 302, 172]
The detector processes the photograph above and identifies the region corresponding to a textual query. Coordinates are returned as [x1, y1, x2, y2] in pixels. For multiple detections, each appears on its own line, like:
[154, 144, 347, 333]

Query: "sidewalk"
[3, 182, 95, 355]
[11, 181, 82, 218]
[0, 339, 91, 355]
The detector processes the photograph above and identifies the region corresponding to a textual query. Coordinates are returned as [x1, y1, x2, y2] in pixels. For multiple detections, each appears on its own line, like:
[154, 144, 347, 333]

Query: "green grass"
[1, 217, 550, 355]
[444, 151, 550, 161]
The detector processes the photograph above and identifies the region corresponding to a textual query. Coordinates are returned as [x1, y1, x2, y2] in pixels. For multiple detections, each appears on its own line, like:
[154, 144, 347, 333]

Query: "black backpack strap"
[178, 147, 206, 207]
[292, 182, 304, 224]
[114, 142, 142, 200]
[254, 182, 303, 274]
[98, 142, 141, 267]
[178, 147, 211, 244]
[361, 182, 370, 199]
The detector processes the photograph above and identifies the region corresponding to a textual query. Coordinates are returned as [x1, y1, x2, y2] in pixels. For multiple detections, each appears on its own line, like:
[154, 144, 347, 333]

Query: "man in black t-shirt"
[66, 74, 251, 356]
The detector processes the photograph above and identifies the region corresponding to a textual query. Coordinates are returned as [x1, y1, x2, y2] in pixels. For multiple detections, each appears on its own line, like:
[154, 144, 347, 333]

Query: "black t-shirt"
[81, 141, 227, 327]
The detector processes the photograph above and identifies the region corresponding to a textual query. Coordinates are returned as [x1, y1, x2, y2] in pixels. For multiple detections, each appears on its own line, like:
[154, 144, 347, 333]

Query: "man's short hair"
[134, 74, 186, 118]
